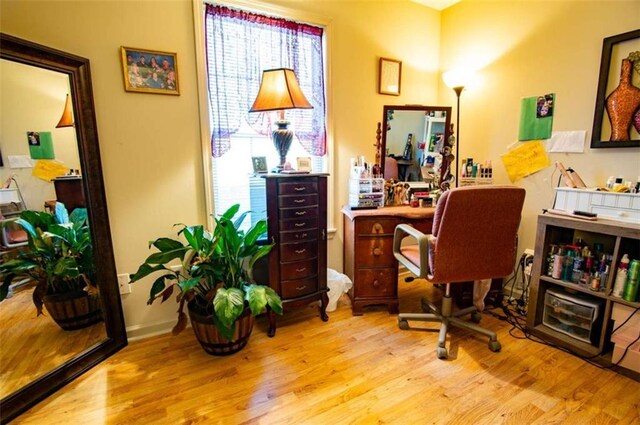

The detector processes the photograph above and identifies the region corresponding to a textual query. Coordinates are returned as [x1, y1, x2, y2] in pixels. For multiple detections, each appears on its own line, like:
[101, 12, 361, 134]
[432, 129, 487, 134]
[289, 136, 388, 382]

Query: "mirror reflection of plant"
[129, 204, 282, 340]
[0, 203, 96, 314]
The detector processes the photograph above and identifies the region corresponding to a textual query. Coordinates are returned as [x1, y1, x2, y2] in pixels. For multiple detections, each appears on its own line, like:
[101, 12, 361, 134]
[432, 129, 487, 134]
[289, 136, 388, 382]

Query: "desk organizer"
[554, 187, 640, 224]
[349, 178, 385, 208]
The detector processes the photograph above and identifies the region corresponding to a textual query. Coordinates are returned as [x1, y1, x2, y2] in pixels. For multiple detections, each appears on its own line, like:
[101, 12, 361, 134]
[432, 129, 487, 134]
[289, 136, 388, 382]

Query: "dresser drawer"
[279, 194, 318, 209]
[279, 181, 318, 196]
[279, 206, 318, 220]
[280, 241, 316, 261]
[355, 217, 399, 236]
[356, 268, 396, 298]
[280, 229, 316, 243]
[280, 217, 318, 232]
[280, 277, 317, 299]
[281, 258, 317, 280]
[355, 236, 395, 267]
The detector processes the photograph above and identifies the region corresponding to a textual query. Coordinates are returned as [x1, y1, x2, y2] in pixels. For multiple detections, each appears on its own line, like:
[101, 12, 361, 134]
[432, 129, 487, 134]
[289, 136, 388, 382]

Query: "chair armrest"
[393, 224, 434, 279]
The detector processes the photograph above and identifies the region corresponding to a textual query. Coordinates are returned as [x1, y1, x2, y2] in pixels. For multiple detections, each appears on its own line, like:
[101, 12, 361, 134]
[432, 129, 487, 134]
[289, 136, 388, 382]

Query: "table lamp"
[249, 68, 312, 172]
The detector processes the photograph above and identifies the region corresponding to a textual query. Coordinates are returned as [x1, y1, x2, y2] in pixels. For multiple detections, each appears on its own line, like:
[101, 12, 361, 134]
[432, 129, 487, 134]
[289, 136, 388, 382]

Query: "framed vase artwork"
[591, 29, 640, 148]
[378, 57, 402, 96]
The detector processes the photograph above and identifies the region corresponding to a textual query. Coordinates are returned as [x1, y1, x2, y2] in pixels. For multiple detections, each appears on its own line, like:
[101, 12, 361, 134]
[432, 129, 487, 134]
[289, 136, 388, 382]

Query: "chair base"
[398, 294, 501, 360]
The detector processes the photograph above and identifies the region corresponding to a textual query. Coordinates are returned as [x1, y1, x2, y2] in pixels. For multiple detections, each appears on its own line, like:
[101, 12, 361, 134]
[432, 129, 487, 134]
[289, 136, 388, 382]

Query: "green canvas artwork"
[27, 131, 55, 159]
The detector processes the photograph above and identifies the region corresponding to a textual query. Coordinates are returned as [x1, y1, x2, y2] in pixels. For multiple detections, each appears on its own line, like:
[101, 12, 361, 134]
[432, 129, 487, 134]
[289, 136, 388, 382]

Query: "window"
[203, 4, 327, 228]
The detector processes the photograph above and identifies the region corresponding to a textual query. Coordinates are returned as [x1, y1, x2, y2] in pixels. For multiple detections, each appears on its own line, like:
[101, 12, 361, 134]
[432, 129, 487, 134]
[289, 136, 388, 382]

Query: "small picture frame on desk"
[296, 157, 312, 172]
[251, 156, 268, 174]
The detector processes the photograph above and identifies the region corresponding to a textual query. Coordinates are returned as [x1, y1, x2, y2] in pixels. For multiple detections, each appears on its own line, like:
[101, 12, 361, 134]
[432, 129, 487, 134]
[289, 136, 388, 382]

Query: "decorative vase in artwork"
[605, 59, 640, 141]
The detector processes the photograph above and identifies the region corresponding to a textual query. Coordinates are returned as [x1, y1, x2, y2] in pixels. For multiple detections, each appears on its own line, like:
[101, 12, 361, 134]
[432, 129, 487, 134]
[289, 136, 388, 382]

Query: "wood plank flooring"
[0, 282, 105, 399]
[11, 279, 640, 424]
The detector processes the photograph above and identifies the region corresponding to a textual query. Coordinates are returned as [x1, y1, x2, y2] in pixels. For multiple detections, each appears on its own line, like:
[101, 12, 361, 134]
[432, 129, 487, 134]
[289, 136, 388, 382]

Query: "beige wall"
[439, 0, 640, 259]
[0, 0, 441, 335]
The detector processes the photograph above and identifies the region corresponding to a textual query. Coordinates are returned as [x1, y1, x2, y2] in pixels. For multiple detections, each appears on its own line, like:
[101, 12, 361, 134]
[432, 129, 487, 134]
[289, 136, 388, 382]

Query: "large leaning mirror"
[0, 33, 127, 423]
[381, 105, 452, 182]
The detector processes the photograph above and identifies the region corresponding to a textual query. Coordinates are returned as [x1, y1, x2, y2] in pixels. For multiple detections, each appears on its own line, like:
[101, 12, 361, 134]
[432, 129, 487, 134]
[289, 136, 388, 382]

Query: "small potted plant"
[0, 203, 101, 330]
[129, 204, 282, 355]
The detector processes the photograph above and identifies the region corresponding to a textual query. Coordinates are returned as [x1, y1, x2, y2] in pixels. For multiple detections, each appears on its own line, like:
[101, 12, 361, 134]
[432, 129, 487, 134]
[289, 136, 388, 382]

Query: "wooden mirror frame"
[380, 105, 452, 178]
[0, 33, 127, 423]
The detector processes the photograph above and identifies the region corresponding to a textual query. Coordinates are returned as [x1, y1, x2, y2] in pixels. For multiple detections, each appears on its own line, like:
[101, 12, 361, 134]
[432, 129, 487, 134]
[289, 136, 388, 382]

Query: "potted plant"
[0, 203, 102, 330]
[129, 204, 282, 355]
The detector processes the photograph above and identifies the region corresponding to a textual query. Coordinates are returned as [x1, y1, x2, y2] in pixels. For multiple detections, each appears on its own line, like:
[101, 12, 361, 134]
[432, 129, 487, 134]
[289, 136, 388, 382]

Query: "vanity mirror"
[0, 33, 127, 423]
[380, 105, 452, 181]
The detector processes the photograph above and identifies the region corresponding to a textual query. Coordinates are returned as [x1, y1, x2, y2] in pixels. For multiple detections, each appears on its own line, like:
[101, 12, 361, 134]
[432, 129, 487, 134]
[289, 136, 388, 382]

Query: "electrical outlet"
[117, 273, 131, 294]
[524, 248, 534, 257]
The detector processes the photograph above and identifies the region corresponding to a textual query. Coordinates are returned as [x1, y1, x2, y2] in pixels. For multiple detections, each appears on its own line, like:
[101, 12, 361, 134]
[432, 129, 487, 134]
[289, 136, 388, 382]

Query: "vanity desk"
[341, 205, 435, 315]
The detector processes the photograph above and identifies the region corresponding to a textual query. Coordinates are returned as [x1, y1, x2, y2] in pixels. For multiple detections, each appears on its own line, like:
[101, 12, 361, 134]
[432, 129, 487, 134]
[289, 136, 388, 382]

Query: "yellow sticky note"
[31, 160, 69, 182]
[500, 140, 551, 182]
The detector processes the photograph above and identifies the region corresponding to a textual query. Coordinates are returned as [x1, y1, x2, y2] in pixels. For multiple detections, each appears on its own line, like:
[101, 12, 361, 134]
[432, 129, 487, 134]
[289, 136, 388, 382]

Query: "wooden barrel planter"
[188, 302, 254, 356]
[43, 291, 103, 331]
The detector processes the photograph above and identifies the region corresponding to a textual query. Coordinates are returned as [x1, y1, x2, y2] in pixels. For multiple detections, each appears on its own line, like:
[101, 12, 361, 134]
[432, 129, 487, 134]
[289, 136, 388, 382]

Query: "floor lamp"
[443, 70, 470, 188]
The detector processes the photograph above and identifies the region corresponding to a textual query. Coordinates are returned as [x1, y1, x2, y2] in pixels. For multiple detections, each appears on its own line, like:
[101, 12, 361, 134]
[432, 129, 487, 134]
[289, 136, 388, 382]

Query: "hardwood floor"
[12, 278, 640, 424]
[0, 282, 105, 399]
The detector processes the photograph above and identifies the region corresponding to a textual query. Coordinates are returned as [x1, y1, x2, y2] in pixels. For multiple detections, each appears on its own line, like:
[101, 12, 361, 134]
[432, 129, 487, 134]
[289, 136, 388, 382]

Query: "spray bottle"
[612, 254, 630, 297]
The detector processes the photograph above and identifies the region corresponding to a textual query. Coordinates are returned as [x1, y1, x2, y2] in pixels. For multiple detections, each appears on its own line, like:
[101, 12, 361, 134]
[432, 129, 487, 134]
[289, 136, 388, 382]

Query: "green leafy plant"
[0, 203, 96, 314]
[129, 204, 282, 339]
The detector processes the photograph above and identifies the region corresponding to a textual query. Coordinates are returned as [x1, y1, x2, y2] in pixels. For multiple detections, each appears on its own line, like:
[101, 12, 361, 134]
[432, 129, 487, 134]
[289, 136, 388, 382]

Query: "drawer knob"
[296, 285, 307, 291]
[295, 222, 306, 227]
[373, 279, 380, 287]
[295, 249, 306, 254]
[295, 211, 307, 216]
[296, 232, 308, 238]
[294, 187, 306, 191]
[373, 247, 382, 256]
[294, 199, 306, 204]
[296, 267, 307, 273]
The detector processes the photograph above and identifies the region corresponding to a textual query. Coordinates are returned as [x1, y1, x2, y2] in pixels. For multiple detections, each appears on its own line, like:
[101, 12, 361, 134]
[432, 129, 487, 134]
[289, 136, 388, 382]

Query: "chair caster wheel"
[436, 346, 448, 359]
[489, 340, 501, 352]
[471, 312, 482, 323]
[398, 319, 409, 330]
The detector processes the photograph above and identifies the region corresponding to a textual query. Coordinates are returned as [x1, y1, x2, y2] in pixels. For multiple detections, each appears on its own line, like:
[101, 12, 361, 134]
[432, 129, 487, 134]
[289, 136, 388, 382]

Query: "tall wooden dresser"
[263, 174, 329, 336]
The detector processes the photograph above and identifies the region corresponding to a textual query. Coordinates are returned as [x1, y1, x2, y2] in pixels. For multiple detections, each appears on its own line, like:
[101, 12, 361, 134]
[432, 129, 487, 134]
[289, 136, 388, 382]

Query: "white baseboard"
[126, 319, 188, 342]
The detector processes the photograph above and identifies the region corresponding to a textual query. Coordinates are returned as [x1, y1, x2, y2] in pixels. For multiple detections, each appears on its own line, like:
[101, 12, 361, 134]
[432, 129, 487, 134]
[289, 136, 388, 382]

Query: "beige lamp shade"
[249, 68, 312, 112]
[56, 93, 74, 128]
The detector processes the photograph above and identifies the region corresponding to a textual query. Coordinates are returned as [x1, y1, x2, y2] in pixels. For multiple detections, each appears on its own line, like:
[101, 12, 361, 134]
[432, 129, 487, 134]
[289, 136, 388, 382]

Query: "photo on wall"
[120, 46, 180, 95]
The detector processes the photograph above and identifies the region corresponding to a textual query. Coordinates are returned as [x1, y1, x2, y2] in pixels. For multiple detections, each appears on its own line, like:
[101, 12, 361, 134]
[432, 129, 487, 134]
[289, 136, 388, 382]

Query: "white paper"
[7, 155, 34, 168]
[545, 130, 586, 153]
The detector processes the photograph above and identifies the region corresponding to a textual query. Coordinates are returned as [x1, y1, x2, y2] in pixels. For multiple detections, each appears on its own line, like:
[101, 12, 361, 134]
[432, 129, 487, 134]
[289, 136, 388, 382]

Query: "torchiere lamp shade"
[249, 68, 313, 112]
[56, 93, 74, 128]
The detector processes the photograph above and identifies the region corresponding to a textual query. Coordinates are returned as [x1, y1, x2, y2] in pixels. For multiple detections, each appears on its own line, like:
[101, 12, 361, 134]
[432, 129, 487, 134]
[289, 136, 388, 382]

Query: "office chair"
[393, 185, 525, 359]
[384, 156, 399, 180]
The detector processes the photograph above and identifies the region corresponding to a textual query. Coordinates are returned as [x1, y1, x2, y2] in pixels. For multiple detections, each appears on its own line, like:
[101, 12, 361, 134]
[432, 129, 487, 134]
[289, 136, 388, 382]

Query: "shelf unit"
[526, 214, 640, 364]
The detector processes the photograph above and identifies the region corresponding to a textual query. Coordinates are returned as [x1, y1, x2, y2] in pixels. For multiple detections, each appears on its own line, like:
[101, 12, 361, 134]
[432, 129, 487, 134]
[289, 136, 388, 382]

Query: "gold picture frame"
[120, 46, 179, 95]
[378, 57, 402, 96]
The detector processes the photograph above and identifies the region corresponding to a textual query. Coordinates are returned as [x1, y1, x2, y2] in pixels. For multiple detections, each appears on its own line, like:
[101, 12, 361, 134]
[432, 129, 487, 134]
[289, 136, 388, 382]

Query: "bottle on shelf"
[622, 259, 639, 302]
[612, 254, 630, 298]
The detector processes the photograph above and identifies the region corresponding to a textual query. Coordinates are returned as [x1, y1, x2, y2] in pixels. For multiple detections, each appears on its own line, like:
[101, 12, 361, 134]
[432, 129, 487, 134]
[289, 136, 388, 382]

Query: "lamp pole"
[452, 86, 463, 188]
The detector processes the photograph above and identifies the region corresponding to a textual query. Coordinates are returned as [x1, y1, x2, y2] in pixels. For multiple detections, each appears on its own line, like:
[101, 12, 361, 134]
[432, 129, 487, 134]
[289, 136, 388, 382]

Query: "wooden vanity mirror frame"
[0, 33, 127, 423]
[380, 105, 452, 178]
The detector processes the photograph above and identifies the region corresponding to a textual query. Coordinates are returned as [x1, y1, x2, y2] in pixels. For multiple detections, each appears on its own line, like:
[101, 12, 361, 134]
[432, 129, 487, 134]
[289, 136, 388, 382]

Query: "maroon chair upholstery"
[384, 156, 399, 180]
[393, 185, 526, 359]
